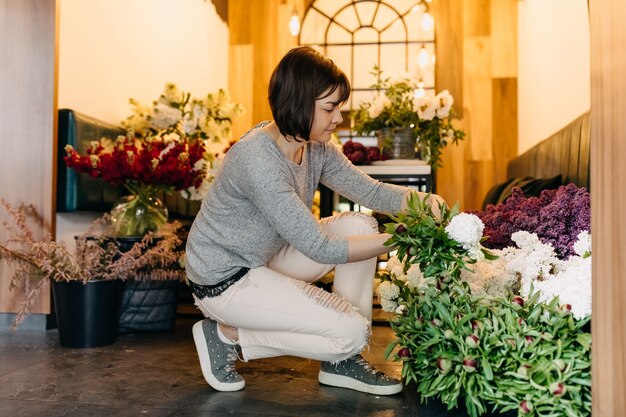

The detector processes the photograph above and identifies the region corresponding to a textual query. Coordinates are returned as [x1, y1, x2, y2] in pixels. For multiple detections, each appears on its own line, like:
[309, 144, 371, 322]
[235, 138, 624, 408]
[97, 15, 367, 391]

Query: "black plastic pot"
[112, 236, 181, 334]
[52, 280, 123, 348]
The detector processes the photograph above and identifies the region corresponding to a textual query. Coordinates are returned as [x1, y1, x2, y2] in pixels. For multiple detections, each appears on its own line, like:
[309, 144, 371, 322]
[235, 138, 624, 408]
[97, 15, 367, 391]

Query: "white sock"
[216, 323, 237, 345]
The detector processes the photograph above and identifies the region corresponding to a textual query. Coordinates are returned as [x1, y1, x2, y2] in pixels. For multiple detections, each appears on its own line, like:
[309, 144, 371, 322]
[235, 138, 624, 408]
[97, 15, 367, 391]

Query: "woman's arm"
[346, 191, 446, 262]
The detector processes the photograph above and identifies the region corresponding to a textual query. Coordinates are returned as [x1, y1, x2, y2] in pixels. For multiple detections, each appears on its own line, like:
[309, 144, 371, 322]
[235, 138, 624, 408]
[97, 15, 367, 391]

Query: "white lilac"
[573, 230, 591, 258]
[460, 251, 516, 298]
[376, 281, 401, 313]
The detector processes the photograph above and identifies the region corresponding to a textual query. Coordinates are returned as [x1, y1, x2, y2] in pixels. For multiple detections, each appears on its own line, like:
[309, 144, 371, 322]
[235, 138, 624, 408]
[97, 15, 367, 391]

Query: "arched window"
[299, 0, 435, 116]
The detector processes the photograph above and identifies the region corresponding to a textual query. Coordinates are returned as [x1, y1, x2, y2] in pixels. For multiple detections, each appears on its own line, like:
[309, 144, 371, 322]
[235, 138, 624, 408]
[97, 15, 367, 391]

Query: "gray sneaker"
[318, 354, 403, 395]
[192, 319, 245, 391]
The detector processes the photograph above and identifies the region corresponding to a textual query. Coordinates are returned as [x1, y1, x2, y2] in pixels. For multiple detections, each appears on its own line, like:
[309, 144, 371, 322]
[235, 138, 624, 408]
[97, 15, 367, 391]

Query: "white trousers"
[194, 212, 380, 363]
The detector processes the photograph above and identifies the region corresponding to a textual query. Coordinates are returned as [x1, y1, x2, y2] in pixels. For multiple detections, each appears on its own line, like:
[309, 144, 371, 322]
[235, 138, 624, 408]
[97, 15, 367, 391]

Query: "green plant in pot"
[0, 200, 185, 347]
[351, 67, 465, 169]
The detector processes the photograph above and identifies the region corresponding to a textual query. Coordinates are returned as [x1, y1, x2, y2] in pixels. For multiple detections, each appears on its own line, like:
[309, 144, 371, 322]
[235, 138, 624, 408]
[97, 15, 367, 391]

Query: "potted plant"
[351, 67, 464, 169]
[0, 199, 185, 347]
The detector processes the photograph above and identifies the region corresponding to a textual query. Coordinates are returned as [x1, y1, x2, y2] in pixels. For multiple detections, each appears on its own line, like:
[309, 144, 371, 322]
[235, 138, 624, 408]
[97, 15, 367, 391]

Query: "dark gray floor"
[0, 317, 509, 417]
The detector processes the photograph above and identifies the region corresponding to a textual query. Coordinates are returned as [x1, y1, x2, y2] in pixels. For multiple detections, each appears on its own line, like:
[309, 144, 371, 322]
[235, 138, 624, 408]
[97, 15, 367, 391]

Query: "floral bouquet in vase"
[64, 83, 244, 236]
[64, 130, 206, 236]
[351, 67, 464, 168]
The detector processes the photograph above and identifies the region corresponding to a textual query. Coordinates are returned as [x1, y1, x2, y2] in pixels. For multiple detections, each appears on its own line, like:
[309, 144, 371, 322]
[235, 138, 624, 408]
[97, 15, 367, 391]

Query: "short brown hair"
[268, 46, 350, 142]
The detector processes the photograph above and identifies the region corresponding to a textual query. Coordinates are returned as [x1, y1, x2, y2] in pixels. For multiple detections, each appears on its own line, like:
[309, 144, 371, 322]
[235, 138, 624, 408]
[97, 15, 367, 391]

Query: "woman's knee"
[323, 212, 379, 238]
[332, 312, 369, 355]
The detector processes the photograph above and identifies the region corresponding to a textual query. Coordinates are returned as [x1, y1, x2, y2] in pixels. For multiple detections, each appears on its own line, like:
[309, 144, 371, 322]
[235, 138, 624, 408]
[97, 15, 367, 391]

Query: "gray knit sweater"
[185, 124, 407, 289]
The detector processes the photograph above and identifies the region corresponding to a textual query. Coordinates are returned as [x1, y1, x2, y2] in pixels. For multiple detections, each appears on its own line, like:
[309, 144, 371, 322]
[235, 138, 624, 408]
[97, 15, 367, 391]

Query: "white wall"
[518, 0, 590, 154]
[58, 0, 229, 125]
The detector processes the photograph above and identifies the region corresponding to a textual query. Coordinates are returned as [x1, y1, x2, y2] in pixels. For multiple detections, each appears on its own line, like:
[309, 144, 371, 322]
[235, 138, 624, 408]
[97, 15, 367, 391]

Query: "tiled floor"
[0, 316, 512, 417]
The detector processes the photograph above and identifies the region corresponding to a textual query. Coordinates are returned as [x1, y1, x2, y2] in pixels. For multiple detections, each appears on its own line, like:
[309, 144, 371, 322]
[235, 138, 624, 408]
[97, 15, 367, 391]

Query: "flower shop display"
[351, 67, 464, 168]
[375, 193, 591, 417]
[0, 200, 185, 345]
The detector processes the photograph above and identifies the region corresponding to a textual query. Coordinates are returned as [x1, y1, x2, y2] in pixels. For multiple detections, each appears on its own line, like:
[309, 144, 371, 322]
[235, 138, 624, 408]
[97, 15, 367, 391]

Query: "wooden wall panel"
[492, 78, 518, 184]
[0, 0, 57, 314]
[229, 45, 254, 141]
[431, 0, 464, 117]
[463, 37, 493, 161]
[463, 0, 490, 37]
[590, 0, 626, 415]
[490, 0, 517, 78]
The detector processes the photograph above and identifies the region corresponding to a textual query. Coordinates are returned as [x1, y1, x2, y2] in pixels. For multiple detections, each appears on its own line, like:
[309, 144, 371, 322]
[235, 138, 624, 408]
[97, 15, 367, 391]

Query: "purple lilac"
[472, 183, 590, 259]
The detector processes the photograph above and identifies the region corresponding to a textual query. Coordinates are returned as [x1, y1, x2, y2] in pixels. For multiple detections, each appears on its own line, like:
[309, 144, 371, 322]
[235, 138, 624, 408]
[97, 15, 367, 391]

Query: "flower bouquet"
[123, 82, 244, 198]
[64, 83, 244, 235]
[64, 131, 206, 236]
[376, 192, 591, 416]
[351, 67, 464, 168]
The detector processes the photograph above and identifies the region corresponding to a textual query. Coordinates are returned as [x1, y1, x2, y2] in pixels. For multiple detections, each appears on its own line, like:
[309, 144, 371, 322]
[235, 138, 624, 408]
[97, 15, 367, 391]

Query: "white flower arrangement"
[460, 229, 592, 320]
[123, 83, 244, 201]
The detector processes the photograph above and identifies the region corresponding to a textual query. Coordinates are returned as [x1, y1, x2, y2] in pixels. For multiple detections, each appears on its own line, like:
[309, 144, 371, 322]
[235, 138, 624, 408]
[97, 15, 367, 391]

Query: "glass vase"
[110, 190, 168, 237]
[376, 127, 417, 159]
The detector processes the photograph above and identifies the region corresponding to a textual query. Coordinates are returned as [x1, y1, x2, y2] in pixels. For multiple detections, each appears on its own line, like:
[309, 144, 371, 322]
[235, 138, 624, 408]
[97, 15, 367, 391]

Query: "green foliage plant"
[382, 193, 591, 417]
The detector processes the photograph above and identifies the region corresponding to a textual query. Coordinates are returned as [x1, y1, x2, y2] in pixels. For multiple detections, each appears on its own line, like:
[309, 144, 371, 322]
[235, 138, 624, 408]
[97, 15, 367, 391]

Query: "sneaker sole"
[318, 370, 403, 396]
[192, 321, 245, 392]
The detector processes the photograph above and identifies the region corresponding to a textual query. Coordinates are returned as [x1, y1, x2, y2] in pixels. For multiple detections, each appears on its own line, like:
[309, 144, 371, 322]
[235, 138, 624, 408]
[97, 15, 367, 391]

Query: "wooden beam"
[590, 0, 626, 415]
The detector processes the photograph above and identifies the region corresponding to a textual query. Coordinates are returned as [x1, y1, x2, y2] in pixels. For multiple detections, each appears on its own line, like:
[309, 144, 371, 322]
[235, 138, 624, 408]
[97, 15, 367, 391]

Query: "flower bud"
[549, 382, 567, 396]
[517, 365, 530, 378]
[471, 320, 482, 331]
[444, 329, 454, 339]
[561, 303, 572, 312]
[512, 296, 525, 308]
[525, 336, 535, 345]
[398, 347, 411, 358]
[465, 334, 479, 348]
[431, 318, 442, 327]
[408, 246, 419, 256]
[462, 358, 477, 372]
[437, 357, 452, 373]
[552, 359, 566, 371]
[519, 400, 533, 414]
[395, 223, 407, 234]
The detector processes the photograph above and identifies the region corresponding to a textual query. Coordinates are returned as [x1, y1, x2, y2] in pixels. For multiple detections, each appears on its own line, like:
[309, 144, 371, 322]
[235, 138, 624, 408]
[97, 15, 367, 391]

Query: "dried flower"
[0, 200, 185, 330]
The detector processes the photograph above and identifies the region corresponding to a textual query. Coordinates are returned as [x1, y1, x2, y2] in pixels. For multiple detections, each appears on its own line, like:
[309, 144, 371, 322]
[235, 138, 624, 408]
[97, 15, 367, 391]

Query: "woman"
[186, 46, 443, 395]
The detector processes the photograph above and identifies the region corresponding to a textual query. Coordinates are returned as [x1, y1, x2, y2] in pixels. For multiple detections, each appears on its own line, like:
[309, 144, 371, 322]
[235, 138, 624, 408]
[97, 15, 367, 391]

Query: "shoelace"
[353, 355, 380, 376]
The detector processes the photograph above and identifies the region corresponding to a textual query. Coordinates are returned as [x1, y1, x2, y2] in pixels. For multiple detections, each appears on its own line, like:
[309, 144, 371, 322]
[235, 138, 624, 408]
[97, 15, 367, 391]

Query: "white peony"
[150, 104, 183, 130]
[445, 213, 484, 248]
[435, 90, 454, 119]
[414, 96, 436, 121]
[368, 94, 390, 119]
